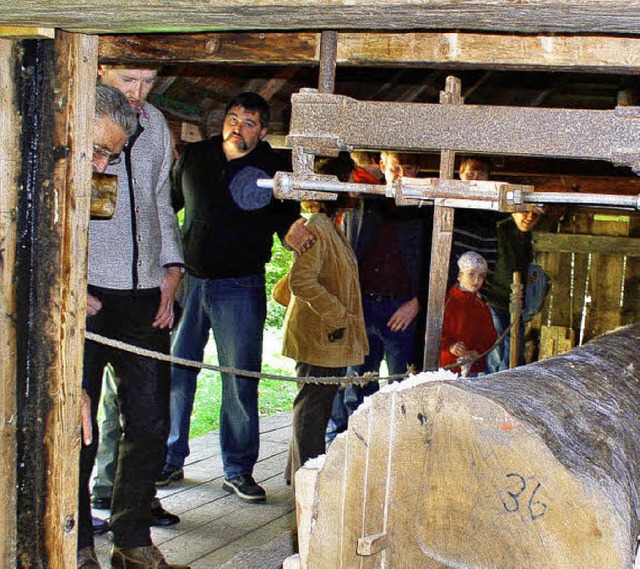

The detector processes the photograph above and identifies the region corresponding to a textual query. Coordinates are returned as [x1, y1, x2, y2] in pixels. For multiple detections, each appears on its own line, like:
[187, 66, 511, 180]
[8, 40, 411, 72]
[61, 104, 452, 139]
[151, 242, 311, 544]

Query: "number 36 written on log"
[500, 472, 547, 521]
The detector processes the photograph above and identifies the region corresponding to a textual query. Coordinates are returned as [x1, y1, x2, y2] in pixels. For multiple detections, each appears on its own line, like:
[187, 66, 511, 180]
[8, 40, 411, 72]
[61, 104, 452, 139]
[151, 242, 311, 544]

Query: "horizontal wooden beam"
[7, 1, 640, 35]
[0, 26, 54, 38]
[99, 32, 318, 64]
[99, 32, 640, 73]
[533, 231, 640, 256]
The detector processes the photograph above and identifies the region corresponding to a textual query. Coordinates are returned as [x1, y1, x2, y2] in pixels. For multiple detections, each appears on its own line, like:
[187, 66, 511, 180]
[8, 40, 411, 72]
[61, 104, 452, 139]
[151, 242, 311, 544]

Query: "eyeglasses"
[93, 146, 122, 166]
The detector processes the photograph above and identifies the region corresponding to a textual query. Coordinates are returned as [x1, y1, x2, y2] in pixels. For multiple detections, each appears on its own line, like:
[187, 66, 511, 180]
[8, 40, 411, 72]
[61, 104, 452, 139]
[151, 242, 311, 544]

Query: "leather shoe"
[110, 544, 190, 568]
[150, 501, 180, 527]
[92, 516, 109, 535]
[92, 496, 111, 510]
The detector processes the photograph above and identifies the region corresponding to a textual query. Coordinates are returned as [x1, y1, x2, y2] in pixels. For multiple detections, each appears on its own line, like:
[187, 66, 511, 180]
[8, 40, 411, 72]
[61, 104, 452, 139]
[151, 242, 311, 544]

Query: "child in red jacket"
[440, 251, 498, 376]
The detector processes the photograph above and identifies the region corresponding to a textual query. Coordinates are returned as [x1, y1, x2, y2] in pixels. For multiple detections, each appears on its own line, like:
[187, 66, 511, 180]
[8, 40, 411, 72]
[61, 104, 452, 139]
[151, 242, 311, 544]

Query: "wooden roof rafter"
[96, 31, 640, 75]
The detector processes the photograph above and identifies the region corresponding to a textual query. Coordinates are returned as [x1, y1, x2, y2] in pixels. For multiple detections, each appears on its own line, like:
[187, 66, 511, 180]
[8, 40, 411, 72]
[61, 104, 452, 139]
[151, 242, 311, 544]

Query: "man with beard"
[161, 92, 311, 502]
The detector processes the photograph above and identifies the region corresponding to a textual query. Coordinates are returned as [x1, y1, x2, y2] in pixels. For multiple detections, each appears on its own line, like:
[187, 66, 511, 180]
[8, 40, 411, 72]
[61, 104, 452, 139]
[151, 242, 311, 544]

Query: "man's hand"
[387, 297, 420, 332]
[284, 218, 316, 255]
[86, 293, 102, 316]
[153, 267, 183, 329]
[81, 389, 92, 445]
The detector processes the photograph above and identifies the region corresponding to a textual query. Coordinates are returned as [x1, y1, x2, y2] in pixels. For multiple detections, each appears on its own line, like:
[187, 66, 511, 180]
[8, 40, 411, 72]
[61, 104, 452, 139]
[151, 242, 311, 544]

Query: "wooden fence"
[527, 210, 640, 360]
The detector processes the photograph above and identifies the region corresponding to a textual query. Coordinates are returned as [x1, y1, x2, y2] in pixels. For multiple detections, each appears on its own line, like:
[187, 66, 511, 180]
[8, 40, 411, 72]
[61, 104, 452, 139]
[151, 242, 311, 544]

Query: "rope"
[86, 316, 513, 386]
[85, 331, 404, 386]
[444, 319, 515, 371]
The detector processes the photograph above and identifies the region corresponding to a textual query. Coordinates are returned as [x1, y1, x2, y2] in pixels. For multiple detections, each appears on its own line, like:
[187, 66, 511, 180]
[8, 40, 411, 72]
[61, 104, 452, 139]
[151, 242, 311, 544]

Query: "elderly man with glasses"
[78, 72, 188, 569]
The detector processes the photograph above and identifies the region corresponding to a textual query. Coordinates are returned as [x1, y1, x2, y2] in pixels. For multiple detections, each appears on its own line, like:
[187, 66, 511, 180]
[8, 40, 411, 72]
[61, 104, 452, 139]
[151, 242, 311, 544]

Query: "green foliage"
[265, 239, 294, 329]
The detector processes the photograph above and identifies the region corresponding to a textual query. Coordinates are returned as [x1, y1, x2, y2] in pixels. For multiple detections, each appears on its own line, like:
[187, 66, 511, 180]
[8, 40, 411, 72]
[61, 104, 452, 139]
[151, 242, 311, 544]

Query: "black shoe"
[222, 474, 266, 502]
[150, 502, 180, 527]
[156, 464, 184, 487]
[91, 496, 112, 510]
[92, 516, 109, 535]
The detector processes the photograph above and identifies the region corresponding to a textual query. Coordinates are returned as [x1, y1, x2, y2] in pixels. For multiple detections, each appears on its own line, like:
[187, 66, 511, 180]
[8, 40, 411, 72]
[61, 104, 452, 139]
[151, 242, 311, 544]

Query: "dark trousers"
[326, 296, 417, 443]
[78, 288, 170, 550]
[284, 363, 345, 485]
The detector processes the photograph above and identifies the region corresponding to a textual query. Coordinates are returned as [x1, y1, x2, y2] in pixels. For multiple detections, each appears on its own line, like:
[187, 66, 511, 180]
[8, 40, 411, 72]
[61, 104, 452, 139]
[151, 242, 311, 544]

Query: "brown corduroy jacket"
[282, 213, 368, 368]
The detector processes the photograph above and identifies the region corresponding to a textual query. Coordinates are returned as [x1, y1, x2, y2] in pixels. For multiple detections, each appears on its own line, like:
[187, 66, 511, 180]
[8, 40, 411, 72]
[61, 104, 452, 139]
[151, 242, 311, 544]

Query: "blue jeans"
[326, 296, 418, 443]
[167, 274, 266, 478]
[486, 306, 525, 373]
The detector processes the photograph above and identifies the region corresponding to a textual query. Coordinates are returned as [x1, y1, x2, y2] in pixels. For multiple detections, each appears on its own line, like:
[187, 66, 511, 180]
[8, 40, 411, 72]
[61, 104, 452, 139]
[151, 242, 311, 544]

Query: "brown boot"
[78, 546, 102, 569]
[110, 544, 190, 569]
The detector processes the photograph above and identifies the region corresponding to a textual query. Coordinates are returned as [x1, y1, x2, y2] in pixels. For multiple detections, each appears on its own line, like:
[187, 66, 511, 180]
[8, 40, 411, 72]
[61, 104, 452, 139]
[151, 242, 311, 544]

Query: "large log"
[290, 324, 640, 568]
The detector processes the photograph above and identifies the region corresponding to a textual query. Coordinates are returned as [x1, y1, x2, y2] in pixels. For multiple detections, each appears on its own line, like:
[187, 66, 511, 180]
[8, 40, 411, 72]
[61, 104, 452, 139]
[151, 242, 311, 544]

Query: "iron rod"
[259, 176, 640, 210]
[318, 31, 337, 94]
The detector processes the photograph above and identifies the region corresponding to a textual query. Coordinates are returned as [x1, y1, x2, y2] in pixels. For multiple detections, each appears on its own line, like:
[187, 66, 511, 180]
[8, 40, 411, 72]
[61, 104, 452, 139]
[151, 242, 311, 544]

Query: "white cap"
[458, 251, 488, 273]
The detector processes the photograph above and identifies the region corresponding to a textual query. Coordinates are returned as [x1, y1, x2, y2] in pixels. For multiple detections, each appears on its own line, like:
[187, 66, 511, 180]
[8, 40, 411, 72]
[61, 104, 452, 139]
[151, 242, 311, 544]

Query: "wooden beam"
[0, 26, 54, 38]
[12, 31, 96, 567]
[423, 76, 462, 370]
[0, 37, 20, 568]
[533, 231, 640, 256]
[99, 32, 319, 64]
[46, 30, 97, 566]
[8, 1, 640, 35]
[100, 31, 640, 73]
[338, 32, 640, 74]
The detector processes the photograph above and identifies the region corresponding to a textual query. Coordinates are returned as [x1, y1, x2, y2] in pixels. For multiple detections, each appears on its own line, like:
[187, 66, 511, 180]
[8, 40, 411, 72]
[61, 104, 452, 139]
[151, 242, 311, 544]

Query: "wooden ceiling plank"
[9, 1, 640, 35]
[338, 32, 640, 73]
[99, 32, 319, 64]
[100, 32, 640, 74]
[257, 67, 299, 101]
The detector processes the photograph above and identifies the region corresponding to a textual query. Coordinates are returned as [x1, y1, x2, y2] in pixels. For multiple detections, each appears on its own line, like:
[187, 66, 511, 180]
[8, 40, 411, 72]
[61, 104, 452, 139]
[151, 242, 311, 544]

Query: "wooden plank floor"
[94, 411, 295, 568]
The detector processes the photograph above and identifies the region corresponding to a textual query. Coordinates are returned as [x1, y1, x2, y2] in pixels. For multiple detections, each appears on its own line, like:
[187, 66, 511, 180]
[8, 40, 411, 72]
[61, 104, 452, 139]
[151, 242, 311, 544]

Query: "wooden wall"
[528, 209, 640, 360]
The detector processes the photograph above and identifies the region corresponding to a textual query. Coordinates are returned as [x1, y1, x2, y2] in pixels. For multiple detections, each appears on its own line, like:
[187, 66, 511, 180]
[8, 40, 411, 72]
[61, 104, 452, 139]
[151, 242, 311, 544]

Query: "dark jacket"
[172, 136, 299, 279]
[342, 197, 431, 305]
[485, 216, 533, 312]
[448, 209, 504, 287]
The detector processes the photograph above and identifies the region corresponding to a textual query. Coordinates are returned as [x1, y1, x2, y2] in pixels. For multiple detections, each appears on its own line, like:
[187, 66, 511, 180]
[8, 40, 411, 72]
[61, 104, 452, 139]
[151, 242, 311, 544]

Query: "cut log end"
[295, 325, 640, 568]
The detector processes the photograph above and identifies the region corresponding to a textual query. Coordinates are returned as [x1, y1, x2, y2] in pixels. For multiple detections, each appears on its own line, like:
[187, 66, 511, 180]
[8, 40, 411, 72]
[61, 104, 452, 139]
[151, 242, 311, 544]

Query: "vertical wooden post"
[49, 30, 97, 566]
[0, 37, 21, 569]
[509, 271, 523, 368]
[13, 31, 96, 566]
[423, 76, 463, 370]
